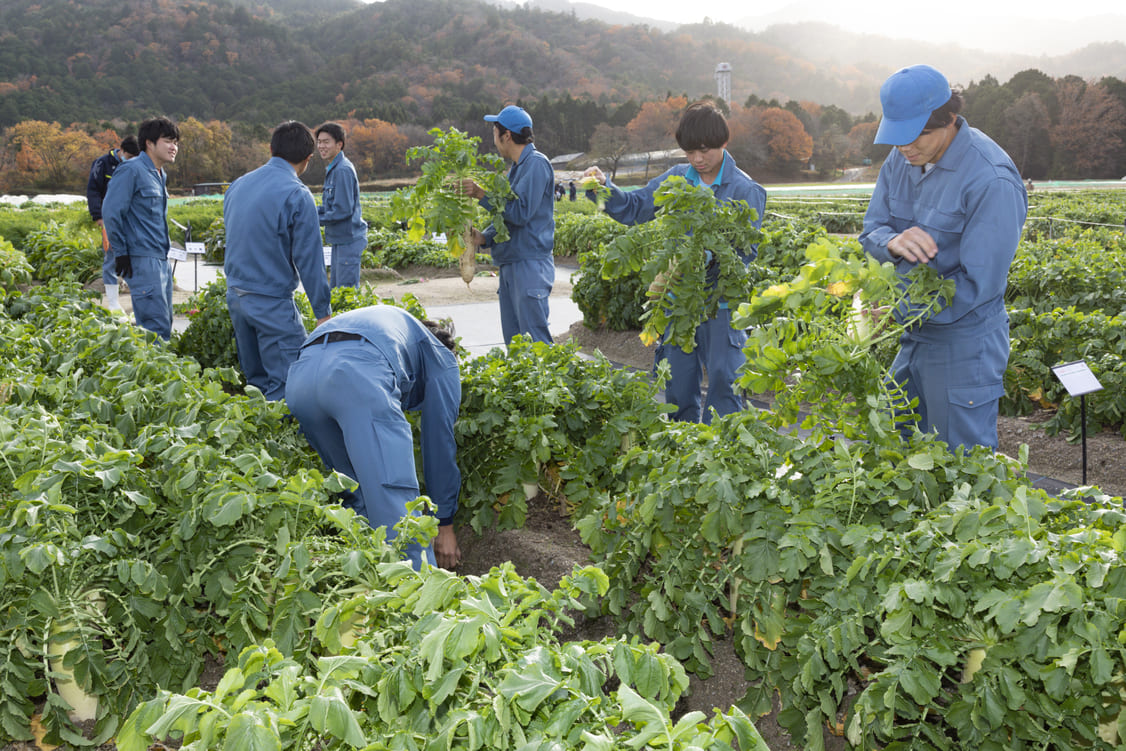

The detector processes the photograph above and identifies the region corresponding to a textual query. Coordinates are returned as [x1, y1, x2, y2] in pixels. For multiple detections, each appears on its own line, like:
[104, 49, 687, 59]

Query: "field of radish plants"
[1, 173, 1126, 750]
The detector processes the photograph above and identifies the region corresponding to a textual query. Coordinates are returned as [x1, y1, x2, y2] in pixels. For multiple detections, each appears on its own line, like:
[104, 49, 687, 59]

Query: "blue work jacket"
[480, 144, 555, 265]
[860, 116, 1027, 330]
[304, 306, 462, 524]
[86, 149, 124, 222]
[223, 157, 333, 320]
[600, 151, 766, 258]
[319, 152, 368, 245]
[102, 151, 170, 261]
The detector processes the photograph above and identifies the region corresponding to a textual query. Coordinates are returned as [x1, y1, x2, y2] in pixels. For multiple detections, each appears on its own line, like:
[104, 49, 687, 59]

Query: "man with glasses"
[860, 64, 1027, 451]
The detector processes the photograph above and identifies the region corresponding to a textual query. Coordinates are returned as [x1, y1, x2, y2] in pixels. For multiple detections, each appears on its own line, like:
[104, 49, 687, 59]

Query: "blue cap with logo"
[874, 65, 952, 146]
[484, 105, 533, 133]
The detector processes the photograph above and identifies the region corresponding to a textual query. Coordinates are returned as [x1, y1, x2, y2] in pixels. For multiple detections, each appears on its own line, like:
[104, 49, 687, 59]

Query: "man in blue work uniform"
[86, 135, 140, 313]
[286, 305, 463, 570]
[102, 117, 180, 340]
[315, 123, 368, 289]
[581, 101, 767, 424]
[859, 64, 1027, 451]
[460, 105, 556, 345]
[223, 121, 333, 401]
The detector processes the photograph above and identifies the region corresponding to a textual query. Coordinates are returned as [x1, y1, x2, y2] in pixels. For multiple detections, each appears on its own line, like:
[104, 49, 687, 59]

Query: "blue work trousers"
[330, 237, 365, 289]
[889, 318, 1009, 451]
[227, 288, 307, 401]
[665, 308, 747, 424]
[286, 339, 431, 569]
[498, 257, 554, 345]
[127, 256, 174, 340]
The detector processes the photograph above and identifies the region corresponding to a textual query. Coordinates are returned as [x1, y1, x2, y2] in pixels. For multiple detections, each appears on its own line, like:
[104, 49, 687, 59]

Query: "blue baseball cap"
[484, 105, 533, 133]
[874, 65, 952, 146]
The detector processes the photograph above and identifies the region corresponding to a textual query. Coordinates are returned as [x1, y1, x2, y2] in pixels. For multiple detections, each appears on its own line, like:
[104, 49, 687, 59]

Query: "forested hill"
[1, 0, 1124, 130]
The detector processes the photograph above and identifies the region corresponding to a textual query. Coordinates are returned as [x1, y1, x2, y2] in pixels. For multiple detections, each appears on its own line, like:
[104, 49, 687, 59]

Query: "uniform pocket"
[948, 382, 1005, 409]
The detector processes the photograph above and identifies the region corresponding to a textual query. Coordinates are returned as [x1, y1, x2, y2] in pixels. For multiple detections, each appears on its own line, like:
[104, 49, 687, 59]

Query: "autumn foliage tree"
[1049, 77, 1126, 179]
[726, 106, 812, 176]
[346, 118, 410, 177]
[1, 120, 103, 191]
[170, 117, 234, 189]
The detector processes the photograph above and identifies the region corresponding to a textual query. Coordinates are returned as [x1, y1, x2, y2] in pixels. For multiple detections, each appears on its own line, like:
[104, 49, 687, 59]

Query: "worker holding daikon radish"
[860, 65, 1027, 451]
[581, 102, 767, 424]
[458, 105, 556, 345]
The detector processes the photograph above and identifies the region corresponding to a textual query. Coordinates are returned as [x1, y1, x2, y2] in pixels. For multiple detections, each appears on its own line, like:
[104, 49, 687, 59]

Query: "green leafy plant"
[390, 127, 514, 258]
[733, 235, 954, 442]
[599, 177, 763, 350]
[456, 337, 669, 533]
[0, 237, 33, 289]
[21, 222, 102, 283]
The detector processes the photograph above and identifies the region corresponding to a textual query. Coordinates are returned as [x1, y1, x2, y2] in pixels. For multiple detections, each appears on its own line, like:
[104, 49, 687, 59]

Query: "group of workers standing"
[85, 62, 1027, 570]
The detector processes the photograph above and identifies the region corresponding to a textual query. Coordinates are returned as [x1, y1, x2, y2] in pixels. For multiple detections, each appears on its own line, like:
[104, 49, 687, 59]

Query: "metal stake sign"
[1050, 360, 1104, 485]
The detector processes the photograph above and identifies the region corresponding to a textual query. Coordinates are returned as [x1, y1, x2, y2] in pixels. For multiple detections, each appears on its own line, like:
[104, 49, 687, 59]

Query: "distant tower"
[715, 62, 732, 104]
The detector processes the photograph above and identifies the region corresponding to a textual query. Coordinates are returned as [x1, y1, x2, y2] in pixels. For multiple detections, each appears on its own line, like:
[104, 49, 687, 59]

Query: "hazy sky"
[602, 0, 1124, 31]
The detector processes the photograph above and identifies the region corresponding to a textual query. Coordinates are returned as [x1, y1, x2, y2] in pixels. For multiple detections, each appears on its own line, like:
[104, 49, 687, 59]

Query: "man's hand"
[456, 179, 485, 201]
[114, 254, 133, 278]
[468, 228, 486, 248]
[580, 166, 606, 188]
[316, 315, 332, 326]
[433, 524, 462, 569]
[887, 226, 938, 264]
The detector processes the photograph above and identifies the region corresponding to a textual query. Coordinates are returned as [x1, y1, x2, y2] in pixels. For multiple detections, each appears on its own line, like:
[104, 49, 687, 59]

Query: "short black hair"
[271, 121, 315, 164]
[138, 117, 180, 152]
[315, 122, 347, 148]
[423, 319, 457, 352]
[120, 135, 140, 157]
[675, 101, 729, 151]
[493, 123, 533, 145]
[923, 90, 965, 131]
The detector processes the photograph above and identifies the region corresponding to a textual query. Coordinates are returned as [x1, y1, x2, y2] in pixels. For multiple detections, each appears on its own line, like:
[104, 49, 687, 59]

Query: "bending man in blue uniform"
[286, 305, 463, 570]
[223, 121, 334, 401]
[859, 64, 1027, 451]
[86, 135, 140, 313]
[316, 123, 368, 289]
[102, 117, 180, 340]
[460, 105, 556, 345]
[581, 101, 767, 424]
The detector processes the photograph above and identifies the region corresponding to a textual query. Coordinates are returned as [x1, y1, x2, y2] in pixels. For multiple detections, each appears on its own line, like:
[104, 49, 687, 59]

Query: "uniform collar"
[685, 150, 729, 187]
[930, 116, 969, 172]
[325, 151, 345, 173]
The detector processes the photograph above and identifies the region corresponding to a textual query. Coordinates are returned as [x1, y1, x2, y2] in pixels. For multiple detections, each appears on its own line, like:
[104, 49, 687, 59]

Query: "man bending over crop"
[286, 305, 462, 570]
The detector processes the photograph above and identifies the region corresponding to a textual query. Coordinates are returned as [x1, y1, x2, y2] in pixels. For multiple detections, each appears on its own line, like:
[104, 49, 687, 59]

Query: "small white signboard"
[1051, 360, 1104, 397]
[185, 241, 206, 255]
[323, 245, 333, 266]
[168, 247, 188, 262]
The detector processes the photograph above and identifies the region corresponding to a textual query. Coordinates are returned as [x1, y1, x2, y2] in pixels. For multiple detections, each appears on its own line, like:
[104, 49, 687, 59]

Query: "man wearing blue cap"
[860, 64, 1027, 451]
[459, 105, 556, 345]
